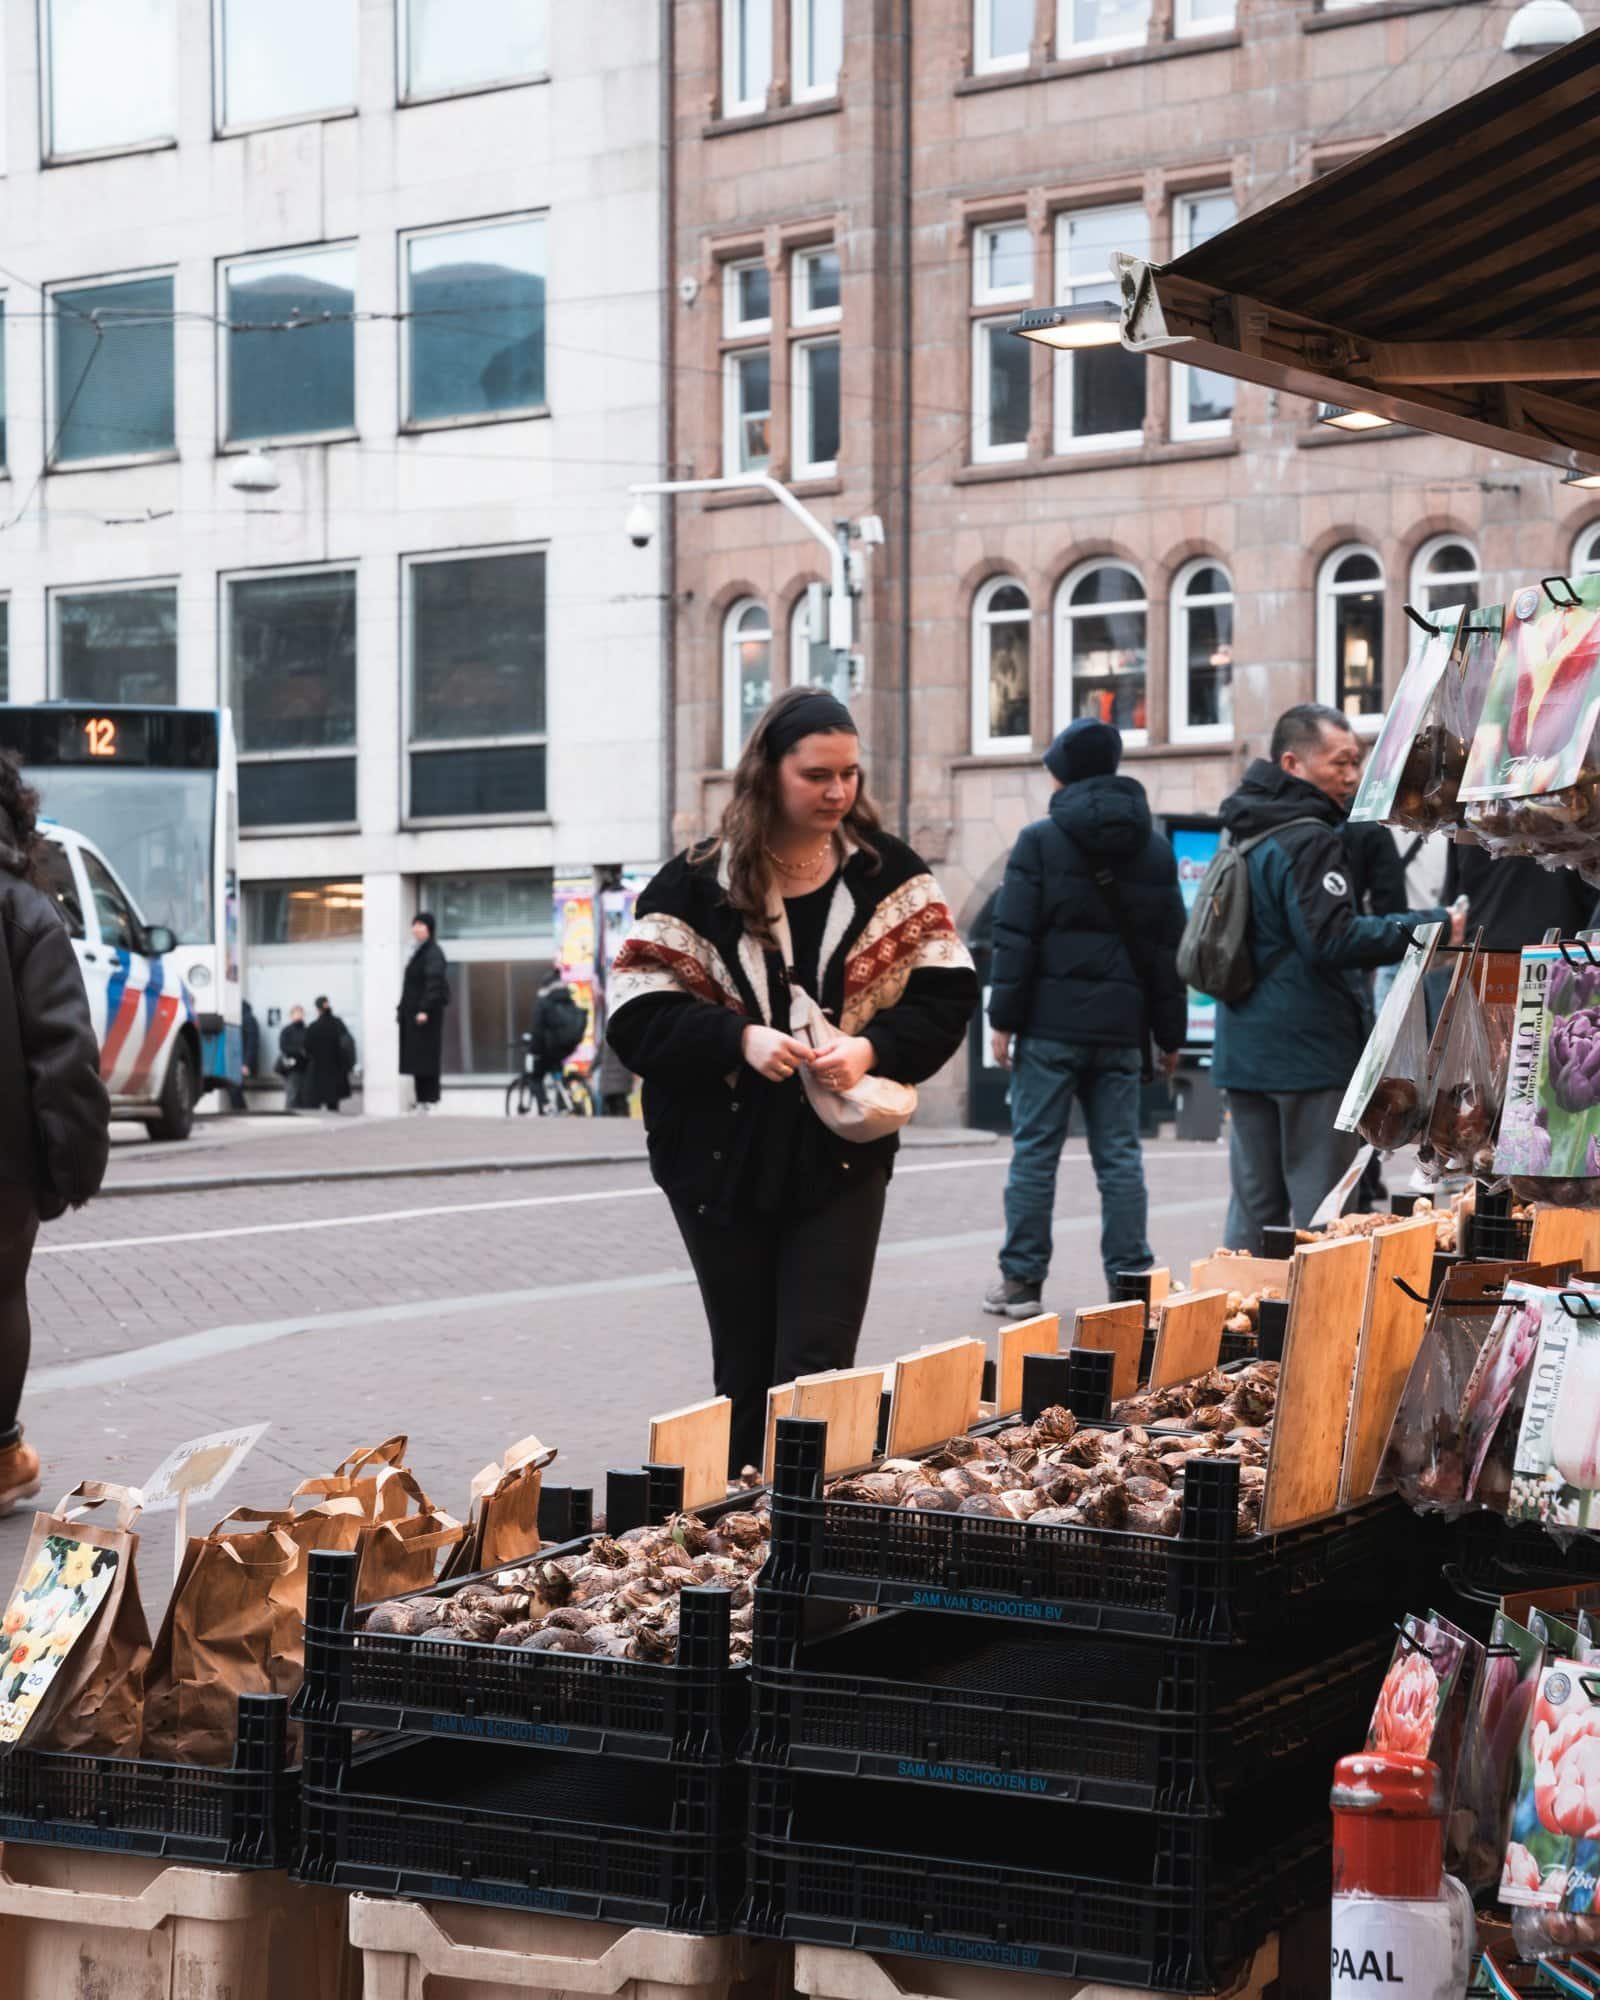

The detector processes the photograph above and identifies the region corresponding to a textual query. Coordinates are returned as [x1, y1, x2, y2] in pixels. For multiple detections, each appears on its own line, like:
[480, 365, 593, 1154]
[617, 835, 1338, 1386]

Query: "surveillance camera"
[856, 514, 886, 547]
[625, 500, 655, 549]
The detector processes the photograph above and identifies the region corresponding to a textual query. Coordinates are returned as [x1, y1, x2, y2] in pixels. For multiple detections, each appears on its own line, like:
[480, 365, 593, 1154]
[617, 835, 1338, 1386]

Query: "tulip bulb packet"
[1457, 1612, 1543, 1895]
[1461, 576, 1600, 805]
[1337, 924, 1443, 1149]
[1368, 1614, 1470, 1775]
[1509, 1287, 1600, 1539]
[1350, 606, 1465, 827]
[1459, 1283, 1551, 1504]
[1495, 946, 1600, 1191]
[1501, 1651, 1600, 1909]
[0, 1532, 118, 1748]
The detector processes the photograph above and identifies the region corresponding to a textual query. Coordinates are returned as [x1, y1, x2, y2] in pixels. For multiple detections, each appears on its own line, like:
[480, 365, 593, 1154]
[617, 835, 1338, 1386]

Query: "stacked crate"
[740, 1368, 1423, 1993]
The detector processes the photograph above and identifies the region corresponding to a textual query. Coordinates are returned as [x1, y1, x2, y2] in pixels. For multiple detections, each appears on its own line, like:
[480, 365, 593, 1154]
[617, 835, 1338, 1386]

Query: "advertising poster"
[553, 873, 597, 1068]
[0, 1535, 118, 1747]
[1170, 825, 1220, 1045]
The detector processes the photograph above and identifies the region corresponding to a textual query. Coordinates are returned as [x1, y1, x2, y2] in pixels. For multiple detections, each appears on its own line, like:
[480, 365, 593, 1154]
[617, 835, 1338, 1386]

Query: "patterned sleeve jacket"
[605, 830, 979, 1225]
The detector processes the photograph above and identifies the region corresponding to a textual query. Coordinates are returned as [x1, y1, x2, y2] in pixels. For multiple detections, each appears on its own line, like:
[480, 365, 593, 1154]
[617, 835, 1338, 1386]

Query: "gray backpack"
[1175, 818, 1324, 1004]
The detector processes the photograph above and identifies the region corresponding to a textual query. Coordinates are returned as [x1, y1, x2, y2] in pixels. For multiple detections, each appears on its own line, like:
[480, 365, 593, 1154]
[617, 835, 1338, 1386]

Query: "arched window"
[971, 578, 1031, 753]
[1316, 545, 1385, 726]
[1056, 562, 1147, 740]
[1410, 535, 1480, 618]
[1170, 560, 1233, 738]
[789, 592, 851, 705]
[722, 598, 771, 767]
[1574, 522, 1600, 577]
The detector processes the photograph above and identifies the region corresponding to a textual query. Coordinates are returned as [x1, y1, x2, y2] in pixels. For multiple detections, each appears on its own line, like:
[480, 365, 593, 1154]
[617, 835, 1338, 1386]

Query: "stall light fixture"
[1563, 468, 1600, 490]
[1012, 302, 1122, 351]
[1318, 404, 1394, 432]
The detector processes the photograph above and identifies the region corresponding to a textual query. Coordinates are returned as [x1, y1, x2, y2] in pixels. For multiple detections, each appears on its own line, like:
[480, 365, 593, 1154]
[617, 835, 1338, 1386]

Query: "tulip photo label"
[1508, 1286, 1600, 1535]
[1496, 947, 1600, 1187]
[0, 1533, 118, 1747]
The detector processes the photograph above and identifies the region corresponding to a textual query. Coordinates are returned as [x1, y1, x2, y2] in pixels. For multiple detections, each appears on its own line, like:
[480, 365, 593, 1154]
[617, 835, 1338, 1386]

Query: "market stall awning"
[1096, 30, 1600, 474]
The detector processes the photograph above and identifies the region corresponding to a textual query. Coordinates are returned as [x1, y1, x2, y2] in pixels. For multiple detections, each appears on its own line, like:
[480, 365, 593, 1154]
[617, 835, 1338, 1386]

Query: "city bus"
[0, 704, 243, 1101]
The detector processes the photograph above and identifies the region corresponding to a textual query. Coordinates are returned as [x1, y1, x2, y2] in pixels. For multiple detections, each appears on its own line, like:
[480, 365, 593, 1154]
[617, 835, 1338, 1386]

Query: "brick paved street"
[7, 1113, 1235, 1594]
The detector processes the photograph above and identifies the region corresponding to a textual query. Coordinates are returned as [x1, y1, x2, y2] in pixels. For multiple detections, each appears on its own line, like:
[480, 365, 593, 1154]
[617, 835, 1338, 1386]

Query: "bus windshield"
[28, 766, 217, 945]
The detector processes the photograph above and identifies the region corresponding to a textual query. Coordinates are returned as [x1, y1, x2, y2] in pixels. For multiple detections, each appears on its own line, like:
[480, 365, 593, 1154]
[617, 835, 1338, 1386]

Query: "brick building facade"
[666, 0, 1594, 1111]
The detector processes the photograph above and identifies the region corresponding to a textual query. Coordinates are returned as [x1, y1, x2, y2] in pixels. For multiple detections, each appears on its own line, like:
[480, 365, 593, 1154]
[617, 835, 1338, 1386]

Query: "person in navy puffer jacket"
[984, 719, 1187, 1315]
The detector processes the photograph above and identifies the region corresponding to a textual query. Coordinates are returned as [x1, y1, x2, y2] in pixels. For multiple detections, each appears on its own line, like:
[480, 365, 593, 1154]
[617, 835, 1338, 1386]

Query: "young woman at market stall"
[607, 687, 979, 1472]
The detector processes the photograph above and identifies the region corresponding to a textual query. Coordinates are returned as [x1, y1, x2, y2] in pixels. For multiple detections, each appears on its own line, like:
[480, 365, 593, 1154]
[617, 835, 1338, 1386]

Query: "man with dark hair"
[303, 995, 358, 1113]
[1213, 704, 1463, 1249]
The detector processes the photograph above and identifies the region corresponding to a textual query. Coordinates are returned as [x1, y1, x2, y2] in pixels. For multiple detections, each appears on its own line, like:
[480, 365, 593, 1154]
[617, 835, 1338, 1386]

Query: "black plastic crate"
[770, 1416, 1418, 1644]
[295, 1723, 744, 1928]
[0, 1692, 294, 1867]
[1462, 1207, 1531, 1262]
[300, 1547, 748, 1761]
[740, 1763, 1330, 1991]
[746, 1593, 1391, 1814]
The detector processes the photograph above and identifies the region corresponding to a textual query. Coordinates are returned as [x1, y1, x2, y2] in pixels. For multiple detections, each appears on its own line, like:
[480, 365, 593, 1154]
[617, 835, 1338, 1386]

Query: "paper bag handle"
[370, 1510, 465, 1557]
[213, 1523, 299, 1575]
[333, 1434, 408, 1478]
[54, 1480, 144, 1531]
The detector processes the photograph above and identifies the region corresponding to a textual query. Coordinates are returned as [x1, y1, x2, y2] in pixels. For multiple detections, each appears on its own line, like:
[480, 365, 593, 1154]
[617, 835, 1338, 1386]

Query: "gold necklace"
[765, 837, 833, 879]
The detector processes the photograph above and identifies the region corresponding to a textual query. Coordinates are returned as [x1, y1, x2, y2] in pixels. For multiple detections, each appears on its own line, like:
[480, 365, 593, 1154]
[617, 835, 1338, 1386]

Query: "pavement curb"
[98, 1128, 1000, 1199]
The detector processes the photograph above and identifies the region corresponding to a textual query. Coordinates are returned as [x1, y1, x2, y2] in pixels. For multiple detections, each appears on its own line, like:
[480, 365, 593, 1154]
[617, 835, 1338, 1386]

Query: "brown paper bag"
[7, 1482, 151, 1756]
[443, 1435, 554, 1578]
[293, 1435, 416, 1522]
[356, 1508, 465, 1604]
[141, 1516, 299, 1766]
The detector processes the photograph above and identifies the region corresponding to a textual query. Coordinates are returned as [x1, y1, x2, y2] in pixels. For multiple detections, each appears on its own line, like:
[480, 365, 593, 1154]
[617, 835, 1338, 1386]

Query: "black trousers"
[671, 1166, 888, 1474]
[413, 1074, 442, 1104]
[0, 1184, 39, 1444]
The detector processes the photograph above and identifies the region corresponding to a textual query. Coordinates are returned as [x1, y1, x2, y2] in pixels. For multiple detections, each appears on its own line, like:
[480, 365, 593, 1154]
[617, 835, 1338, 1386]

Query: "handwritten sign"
[140, 1424, 269, 1515]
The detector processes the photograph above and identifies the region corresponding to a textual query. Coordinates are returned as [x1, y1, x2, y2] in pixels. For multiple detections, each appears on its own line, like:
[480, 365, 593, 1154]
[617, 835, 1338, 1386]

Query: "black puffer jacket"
[0, 826, 109, 1218]
[987, 774, 1187, 1053]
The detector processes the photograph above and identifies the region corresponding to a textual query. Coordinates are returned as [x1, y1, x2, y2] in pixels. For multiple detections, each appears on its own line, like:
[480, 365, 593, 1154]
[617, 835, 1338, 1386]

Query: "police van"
[36, 821, 201, 1142]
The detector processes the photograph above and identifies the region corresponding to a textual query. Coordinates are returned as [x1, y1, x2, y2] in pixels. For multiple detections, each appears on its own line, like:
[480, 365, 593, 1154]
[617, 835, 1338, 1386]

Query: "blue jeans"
[1000, 1038, 1152, 1296]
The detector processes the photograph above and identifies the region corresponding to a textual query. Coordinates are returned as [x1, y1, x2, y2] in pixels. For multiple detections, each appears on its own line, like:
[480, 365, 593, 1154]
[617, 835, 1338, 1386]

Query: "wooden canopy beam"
[1362, 340, 1600, 384]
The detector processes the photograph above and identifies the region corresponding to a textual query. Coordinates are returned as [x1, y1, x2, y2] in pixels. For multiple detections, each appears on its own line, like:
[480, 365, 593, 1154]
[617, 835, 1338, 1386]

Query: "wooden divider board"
[1189, 1255, 1291, 1298]
[793, 1368, 885, 1476]
[1529, 1205, 1600, 1271]
[1260, 1235, 1373, 1534]
[884, 1338, 986, 1457]
[1148, 1289, 1229, 1390]
[761, 1384, 797, 1485]
[1148, 1267, 1172, 1310]
[1071, 1301, 1145, 1404]
[1339, 1214, 1438, 1506]
[996, 1313, 1060, 1417]
[648, 1396, 732, 1511]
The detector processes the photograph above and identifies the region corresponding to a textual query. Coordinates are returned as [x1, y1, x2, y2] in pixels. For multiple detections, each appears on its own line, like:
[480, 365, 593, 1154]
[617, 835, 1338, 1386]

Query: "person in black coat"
[985, 718, 1187, 1312]
[398, 912, 449, 1111]
[0, 752, 110, 1513]
[276, 1005, 308, 1110]
[1443, 844, 1594, 950]
[303, 996, 356, 1112]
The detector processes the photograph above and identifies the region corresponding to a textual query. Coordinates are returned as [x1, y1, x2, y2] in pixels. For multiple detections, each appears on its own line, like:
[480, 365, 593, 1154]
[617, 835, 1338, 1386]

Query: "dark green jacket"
[1211, 761, 1446, 1094]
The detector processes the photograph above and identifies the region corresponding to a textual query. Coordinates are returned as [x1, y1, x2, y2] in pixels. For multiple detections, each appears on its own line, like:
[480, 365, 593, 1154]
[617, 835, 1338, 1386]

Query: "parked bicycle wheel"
[505, 1075, 535, 1117]
[565, 1071, 595, 1118]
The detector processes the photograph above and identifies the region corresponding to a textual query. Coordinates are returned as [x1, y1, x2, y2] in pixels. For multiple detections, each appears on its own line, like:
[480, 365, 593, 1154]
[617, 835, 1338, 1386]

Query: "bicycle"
[505, 1034, 595, 1118]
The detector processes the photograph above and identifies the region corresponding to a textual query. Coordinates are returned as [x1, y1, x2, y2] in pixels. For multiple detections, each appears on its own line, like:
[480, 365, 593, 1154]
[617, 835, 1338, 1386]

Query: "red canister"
[1330, 1753, 1444, 1902]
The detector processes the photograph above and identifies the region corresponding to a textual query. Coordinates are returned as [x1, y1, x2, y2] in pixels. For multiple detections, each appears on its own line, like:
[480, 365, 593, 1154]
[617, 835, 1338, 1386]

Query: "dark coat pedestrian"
[1443, 843, 1596, 950]
[304, 999, 356, 1111]
[240, 999, 260, 1077]
[398, 914, 449, 1107]
[276, 1010, 308, 1108]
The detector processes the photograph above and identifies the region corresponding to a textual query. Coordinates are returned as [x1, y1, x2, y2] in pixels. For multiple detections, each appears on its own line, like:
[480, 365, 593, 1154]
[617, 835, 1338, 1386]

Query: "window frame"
[402, 542, 550, 828]
[971, 576, 1033, 756]
[399, 210, 549, 434]
[1168, 557, 1235, 743]
[791, 0, 841, 102]
[40, 0, 179, 163]
[397, 0, 551, 107]
[975, 0, 1033, 72]
[222, 560, 361, 835]
[1055, 0, 1149, 59]
[791, 334, 840, 480]
[0, 294, 11, 478]
[721, 0, 772, 117]
[722, 257, 772, 338]
[1169, 192, 1237, 442]
[212, 0, 358, 137]
[723, 346, 772, 476]
[972, 222, 1033, 308]
[1174, 0, 1236, 34]
[722, 596, 773, 770]
[790, 246, 841, 329]
[48, 575, 180, 703]
[1408, 533, 1481, 618]
[45, 266, 178, 470]
[1574, 522, 1600, 577]
[971, 317, 1031, 466]
[1315, 542, 1386, 735]
[217, 240, 359, 450]
[1055, 558, 1149, 747]
[1052, 204, 1148, 454]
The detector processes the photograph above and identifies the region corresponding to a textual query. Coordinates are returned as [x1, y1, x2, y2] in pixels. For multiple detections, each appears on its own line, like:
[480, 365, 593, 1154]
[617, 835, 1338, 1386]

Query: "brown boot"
[0, 1435, 40, 1515]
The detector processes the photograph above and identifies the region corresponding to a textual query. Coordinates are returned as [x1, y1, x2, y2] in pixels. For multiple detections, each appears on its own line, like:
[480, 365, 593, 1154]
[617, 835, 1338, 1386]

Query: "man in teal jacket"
[1213, 704, 1463, 1249]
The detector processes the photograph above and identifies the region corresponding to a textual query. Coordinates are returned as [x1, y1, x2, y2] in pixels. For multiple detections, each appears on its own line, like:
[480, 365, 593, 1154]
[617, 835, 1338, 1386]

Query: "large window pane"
[407, 218, 546, 424]
[795, 0, 842, 96]
[56, 587, 177, 705]
[975, 581, 1030, 748]
[422, 871, 553, 938]
[795, 339, 839, 473]
[1062, 0, 1149, 44]
[411, 551, 545, 744]
[218, 0, 355, 128]
[441, 959, 548, 1073]
[978, 321, 1030, 454]
[240, 756, 356, 827]
[46, 0, 175, 155]
[727, 351, 771, 472]
[980, 0, 1034, 65]
[1056, 207, 1147, 448]
[229, 570, 356, 753]
[1175, 564, 1233, 733]
[724, 599, 771, 766]
[405, 0, 548, 97]
[722, 0, 772, 112]
[245, 879, 364, 944]
[225, 247, 355, 443]
[54, 276, 175, 462]
[410, 745, 546, 817]
[1063, 566, 1146, 733]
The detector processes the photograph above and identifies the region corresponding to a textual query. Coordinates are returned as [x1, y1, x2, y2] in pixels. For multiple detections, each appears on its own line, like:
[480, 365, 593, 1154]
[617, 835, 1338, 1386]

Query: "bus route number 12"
[82, 717, 117, 759]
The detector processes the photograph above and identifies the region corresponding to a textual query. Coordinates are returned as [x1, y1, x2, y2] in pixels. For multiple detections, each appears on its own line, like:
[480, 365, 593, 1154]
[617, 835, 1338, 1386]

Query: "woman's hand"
[415, 1012, 428, 1025]
[742, 1025, 815, 1083]
[812, 1035, 875, 1092]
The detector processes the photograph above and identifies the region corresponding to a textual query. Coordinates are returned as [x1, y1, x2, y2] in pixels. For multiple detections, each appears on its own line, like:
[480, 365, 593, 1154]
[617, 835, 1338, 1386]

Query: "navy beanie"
[1043, 718, 1122, 786]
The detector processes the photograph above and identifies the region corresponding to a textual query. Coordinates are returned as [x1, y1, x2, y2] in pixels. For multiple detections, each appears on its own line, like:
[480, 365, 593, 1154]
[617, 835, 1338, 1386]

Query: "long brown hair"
[0, 749, 45, 882]
[696, 685, 882, 938]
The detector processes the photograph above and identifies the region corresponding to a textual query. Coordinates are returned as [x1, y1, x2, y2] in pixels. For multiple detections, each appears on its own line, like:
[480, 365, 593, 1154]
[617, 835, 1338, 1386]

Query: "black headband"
[766, 693, 857, 761]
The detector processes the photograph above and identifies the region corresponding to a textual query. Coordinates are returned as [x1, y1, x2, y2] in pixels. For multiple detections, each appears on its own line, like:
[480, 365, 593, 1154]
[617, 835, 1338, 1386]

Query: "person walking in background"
[1213, 704, 1463, 1250]
[226, 997, 261, 1111]
[529, 972, 587, 1110]
[399, 911, 450, 1114]
[0, 752, 110, 1511]
[984, 719, 1187, 1315]
[303, 995, 357, 1113]
[607, 686, 978, 1473]
[596, 1027, 636, 1117]
[275, 1003, 308, 1110]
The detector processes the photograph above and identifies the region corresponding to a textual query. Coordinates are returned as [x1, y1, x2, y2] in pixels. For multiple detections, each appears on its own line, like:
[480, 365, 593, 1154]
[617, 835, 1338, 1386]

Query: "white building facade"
[0, 0, 667, 1112]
